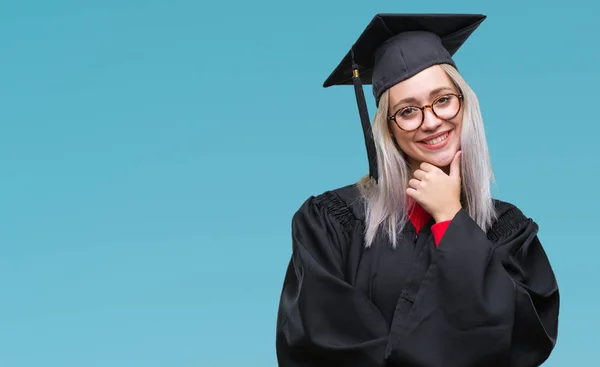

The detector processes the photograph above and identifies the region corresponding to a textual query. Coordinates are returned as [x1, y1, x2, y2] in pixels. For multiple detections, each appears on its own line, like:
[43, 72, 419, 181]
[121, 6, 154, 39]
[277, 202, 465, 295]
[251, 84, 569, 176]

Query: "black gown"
[275, 184, 559, 367]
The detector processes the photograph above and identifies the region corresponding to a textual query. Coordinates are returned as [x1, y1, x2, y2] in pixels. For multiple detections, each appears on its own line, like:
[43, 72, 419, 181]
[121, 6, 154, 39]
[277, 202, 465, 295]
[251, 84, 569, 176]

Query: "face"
[387, 65, 463, 171]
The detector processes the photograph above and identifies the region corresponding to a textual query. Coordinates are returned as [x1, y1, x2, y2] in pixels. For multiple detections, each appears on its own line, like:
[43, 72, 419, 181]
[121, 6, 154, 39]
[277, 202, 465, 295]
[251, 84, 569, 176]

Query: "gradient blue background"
[1, 0, 597, 365]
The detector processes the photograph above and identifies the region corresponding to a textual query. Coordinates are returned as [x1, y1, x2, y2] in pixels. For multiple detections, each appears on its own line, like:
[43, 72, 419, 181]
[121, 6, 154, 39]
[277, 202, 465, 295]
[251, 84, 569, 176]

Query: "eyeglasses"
[387, 93, 463, 132]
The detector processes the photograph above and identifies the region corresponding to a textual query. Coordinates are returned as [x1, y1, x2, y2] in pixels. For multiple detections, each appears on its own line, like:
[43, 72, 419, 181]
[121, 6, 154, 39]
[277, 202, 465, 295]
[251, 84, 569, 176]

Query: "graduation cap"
[323, 13, 487, 182]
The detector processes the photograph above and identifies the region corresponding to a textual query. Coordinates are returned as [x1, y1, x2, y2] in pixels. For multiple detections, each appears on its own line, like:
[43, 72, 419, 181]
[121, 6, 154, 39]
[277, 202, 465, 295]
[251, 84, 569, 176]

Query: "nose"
[420, 107, 443, 131]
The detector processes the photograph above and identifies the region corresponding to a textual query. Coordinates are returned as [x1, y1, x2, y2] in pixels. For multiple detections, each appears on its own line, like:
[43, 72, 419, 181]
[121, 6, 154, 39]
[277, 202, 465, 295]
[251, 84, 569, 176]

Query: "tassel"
[351, 49, 378, 182]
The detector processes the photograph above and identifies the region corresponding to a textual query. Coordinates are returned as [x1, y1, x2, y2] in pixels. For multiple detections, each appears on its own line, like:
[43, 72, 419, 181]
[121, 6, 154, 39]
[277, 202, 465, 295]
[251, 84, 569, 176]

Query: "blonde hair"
[357, 63, 497, 248]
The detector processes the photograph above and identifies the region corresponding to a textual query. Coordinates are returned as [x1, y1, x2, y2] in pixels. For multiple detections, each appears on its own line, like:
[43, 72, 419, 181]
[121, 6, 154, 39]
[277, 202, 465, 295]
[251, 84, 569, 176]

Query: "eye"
[435, 96, 451, 105]
[399, 107, 417, 117]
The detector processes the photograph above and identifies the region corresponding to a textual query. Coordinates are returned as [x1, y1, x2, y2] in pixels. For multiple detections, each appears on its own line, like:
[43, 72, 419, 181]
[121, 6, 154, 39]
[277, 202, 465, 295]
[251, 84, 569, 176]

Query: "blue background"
[1, 0, 597, 365]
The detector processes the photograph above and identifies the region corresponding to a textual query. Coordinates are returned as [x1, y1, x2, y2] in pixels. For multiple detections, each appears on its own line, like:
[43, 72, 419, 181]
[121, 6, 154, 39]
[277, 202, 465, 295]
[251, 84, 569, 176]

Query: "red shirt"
[407, 200, 451, 247]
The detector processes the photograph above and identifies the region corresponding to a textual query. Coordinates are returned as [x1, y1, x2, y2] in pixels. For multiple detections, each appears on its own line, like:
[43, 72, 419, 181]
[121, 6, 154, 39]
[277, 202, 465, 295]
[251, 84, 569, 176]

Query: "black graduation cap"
[323, 13, 486, 182]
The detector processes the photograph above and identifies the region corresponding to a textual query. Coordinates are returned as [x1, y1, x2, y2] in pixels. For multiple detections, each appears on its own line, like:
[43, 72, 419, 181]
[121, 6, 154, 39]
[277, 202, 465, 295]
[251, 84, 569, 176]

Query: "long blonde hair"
[357, 63, 497, 248]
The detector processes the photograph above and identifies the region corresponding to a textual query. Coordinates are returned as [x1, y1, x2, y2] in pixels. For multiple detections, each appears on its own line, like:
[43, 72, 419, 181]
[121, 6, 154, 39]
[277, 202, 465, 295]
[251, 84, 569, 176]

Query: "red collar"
[407, 199, 432, 234]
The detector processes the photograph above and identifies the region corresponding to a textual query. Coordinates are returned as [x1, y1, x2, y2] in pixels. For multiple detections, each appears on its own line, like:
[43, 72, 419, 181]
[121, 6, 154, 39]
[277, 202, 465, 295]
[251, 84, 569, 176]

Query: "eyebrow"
[390, 86, 455, 111]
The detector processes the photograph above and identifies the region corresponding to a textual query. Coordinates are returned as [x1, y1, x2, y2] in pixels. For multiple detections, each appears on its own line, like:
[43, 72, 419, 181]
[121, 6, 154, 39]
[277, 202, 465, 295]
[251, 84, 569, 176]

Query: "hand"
[406, 151, 462, 222]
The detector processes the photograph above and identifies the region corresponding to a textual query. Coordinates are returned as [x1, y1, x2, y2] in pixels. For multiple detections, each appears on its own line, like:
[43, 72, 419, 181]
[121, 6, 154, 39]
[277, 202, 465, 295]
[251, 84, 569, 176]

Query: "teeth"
[424, 132, 449, 145]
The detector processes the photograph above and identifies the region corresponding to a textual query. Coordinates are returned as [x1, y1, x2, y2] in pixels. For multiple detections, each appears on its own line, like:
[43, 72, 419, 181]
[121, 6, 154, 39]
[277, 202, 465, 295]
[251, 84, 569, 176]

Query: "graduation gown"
[275, 184, 559, 367]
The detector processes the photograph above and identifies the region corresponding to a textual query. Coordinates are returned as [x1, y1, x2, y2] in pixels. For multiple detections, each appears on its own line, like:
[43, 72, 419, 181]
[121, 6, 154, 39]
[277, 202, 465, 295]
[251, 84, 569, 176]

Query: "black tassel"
[351, 50, 378, 182]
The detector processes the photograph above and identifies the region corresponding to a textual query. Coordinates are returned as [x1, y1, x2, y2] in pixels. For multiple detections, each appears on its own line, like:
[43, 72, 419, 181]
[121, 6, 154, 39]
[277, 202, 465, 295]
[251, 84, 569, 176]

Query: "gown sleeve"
[275, 193, 390, 367]
[385, 203, 560, 367]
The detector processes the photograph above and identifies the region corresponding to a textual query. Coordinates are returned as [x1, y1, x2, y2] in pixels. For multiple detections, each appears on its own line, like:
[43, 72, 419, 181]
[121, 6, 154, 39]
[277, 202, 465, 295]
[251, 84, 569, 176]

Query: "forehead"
[388, 65, 454, 102]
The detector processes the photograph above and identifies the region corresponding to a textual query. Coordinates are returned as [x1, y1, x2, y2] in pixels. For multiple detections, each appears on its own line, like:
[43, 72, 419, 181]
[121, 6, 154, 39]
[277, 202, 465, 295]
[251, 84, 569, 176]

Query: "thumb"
[450, 150, 461, 179]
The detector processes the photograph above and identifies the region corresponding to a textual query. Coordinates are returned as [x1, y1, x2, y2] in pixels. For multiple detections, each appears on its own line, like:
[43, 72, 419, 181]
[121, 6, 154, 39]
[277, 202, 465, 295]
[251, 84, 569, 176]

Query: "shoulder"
[289, 184, 364, 263]
[488, 198, 538, 244]
[293, 183, 365, 233]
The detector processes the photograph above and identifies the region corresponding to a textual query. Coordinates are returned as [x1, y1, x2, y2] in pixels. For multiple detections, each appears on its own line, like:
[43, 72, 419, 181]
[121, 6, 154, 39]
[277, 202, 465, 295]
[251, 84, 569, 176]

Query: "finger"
[412, 170, 426, 180]
[406, 187, 418, 198]
[450, 150, 462, 179]
[408, 178, 421, 189]
[419, 162, 438, 172]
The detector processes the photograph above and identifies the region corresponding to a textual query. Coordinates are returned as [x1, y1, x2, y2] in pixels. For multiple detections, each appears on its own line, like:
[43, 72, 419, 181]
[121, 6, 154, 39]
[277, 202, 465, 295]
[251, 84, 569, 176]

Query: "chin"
[420, 147, 458, 167]
[431, 156, 454, 167]
[416, 136, 460, 168]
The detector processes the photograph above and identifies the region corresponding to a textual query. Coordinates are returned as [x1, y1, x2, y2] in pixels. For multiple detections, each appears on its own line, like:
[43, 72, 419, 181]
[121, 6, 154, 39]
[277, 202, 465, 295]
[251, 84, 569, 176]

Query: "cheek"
[391, 130, 414, 152]
[455, 111, 465, 131]
[454, 121, 463, 145]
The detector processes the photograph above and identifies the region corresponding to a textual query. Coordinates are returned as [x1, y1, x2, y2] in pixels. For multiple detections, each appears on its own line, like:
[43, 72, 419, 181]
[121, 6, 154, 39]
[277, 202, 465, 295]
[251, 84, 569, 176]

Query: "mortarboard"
[323, 13, 487, 182]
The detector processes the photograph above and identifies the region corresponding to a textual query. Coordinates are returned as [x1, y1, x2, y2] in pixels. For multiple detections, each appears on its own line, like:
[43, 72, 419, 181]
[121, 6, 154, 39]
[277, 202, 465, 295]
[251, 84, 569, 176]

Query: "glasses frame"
[387, 93, 464, 132]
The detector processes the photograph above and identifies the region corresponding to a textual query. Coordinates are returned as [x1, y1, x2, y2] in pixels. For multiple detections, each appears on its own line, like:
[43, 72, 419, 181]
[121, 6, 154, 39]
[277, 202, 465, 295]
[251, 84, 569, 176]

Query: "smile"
[424, 132, 449, 145]
[419, 130, 452, 150]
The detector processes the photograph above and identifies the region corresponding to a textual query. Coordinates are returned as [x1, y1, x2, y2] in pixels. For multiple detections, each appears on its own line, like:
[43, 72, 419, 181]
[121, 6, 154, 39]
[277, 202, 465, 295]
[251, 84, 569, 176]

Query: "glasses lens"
[433, 95, 460, 120]
[395, 107, 423, 131]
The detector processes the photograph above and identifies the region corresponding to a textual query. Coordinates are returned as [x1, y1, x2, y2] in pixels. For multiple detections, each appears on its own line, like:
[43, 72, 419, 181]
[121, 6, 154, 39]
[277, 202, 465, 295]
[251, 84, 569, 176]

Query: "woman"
[275, 13, 559, 367]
